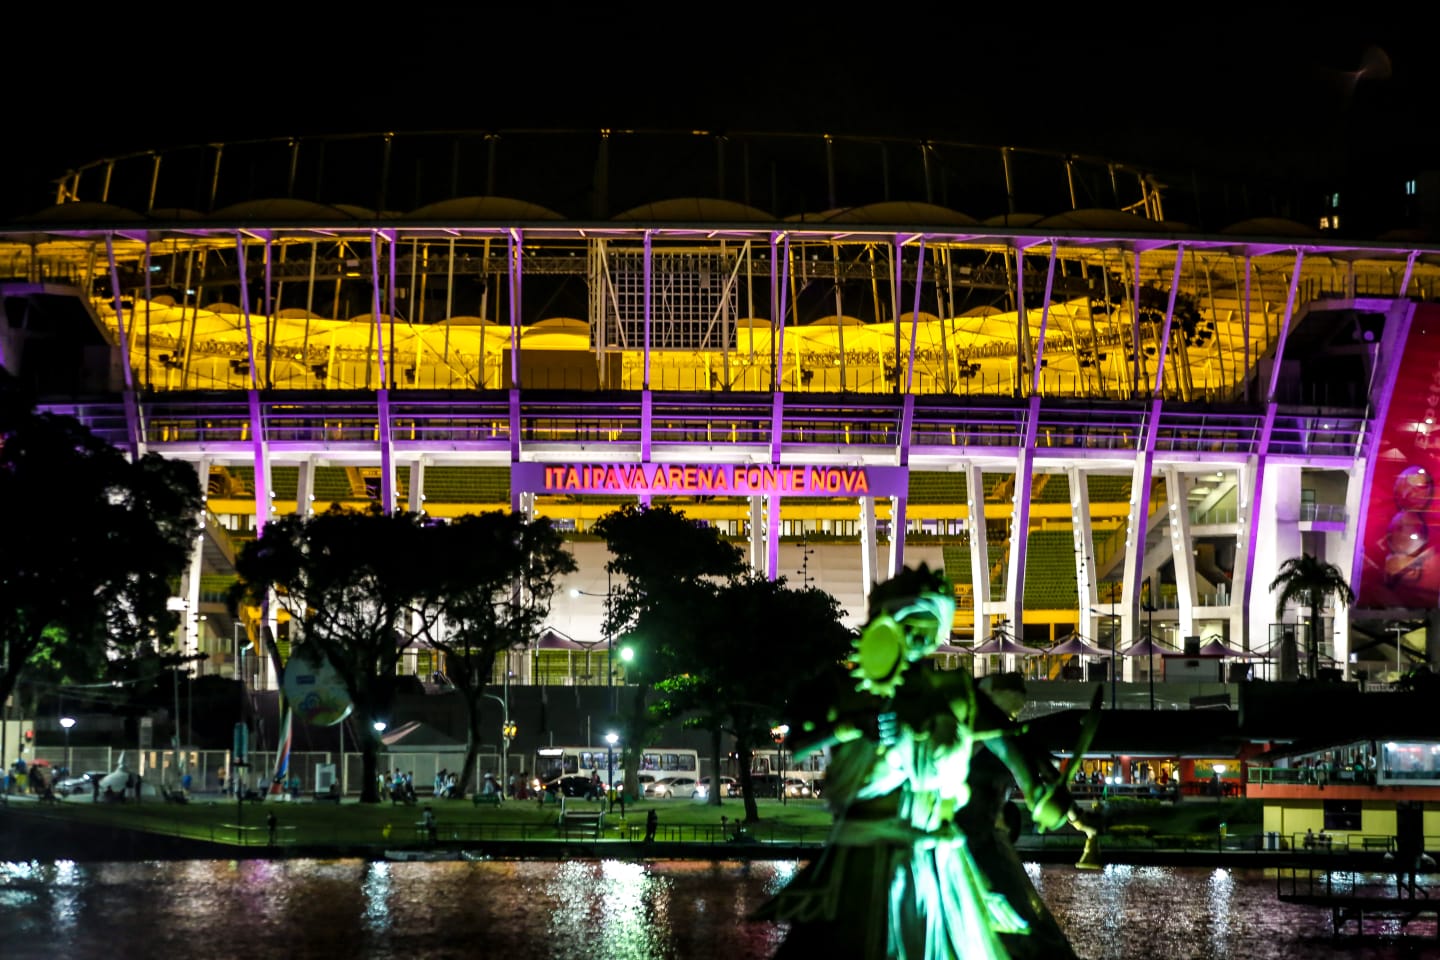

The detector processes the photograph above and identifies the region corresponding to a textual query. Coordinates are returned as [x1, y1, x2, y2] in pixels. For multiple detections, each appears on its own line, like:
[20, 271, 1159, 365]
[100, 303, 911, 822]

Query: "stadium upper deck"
[3, 130, 1436, 687]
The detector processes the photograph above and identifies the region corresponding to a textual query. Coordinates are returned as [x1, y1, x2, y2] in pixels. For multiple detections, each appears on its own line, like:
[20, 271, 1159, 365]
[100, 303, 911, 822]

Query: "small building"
[1246, 738, 1440, 851]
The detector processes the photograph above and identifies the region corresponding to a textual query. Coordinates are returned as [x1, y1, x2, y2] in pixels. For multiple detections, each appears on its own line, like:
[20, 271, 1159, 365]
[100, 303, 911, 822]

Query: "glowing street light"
[1214, 762, 1227, 853]
[59, 716, 75, 769]
[772, 724, 790, 805]
[605, 730, 619, 813]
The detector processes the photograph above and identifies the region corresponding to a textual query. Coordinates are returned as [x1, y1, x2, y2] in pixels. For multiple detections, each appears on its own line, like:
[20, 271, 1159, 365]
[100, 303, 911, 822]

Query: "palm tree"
[1268, 554, 1356, 680]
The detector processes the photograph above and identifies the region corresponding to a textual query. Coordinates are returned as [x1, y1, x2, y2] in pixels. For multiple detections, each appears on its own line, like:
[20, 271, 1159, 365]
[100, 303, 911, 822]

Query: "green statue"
[758, 565, 1099, 960]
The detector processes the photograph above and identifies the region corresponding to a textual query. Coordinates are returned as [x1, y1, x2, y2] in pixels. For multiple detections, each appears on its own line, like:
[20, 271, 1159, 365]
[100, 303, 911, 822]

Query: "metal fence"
[25, 746, 503, 797]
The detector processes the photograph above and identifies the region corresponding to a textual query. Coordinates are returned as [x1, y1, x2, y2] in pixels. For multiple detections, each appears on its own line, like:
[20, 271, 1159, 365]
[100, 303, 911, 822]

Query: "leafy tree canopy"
[421, 512, 576, 794]
[652, 575, 853, 818]
[0, 402, 202, 709]
[232, 506, 435, 801]
[1269, 552, 1356, 678]
[591, 504, 747, 798]
[591, 503, 746, 677]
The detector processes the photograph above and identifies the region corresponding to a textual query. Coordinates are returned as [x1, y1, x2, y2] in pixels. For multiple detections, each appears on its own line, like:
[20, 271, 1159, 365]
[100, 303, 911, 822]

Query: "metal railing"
[35, 393, 1373, 471]
[1190, 506, 1240, 525]
[1247, 766, 1375, 787]
[1300, 502, 1347, 523]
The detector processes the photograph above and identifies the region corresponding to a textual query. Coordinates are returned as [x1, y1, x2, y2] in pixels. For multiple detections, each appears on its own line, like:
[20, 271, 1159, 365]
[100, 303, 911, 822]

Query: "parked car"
[694, 776, 738, 799]
[644, 776, 699, 799]
[54, 771, 108, 797]
[783, 778, 813, 799]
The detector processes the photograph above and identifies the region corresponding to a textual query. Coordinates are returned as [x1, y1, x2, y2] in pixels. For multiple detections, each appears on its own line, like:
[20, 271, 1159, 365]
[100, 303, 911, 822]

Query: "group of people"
[434, 769, 461, 798]
[4, 757, 57, 800]
[380, 767, 540, 802]
[1296, 751, 1377, 786]
[381, 769, 419, 804]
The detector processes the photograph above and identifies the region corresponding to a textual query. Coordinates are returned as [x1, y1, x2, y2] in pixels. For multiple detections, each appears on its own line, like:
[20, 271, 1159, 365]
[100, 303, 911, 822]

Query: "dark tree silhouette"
[422, 512, 575, 796]
[232, 507, 434, 802]
[591, 504, 746, 800]
[652, 575, 852, 820]
[0, 403, 202, 711]
[1269, 553, 1356, 680]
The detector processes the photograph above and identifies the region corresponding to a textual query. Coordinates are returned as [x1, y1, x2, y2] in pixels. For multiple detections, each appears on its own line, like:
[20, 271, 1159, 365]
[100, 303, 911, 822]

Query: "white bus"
[727, 748, 828, 798]
[533, 745, 700, 790]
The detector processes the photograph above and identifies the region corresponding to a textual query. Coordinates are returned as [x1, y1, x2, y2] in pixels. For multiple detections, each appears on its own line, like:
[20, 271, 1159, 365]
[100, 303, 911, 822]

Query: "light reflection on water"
[0, 859, 1434, 959]
[1032, 862, 1437, 959]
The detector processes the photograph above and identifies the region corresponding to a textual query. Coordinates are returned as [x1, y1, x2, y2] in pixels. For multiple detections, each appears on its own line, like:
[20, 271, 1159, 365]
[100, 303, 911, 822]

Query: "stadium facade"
[3, 130, 1437, 694]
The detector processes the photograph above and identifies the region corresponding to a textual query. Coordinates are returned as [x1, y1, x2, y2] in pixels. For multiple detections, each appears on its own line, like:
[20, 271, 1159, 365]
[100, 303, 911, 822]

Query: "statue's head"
[853, 565, 957, 696]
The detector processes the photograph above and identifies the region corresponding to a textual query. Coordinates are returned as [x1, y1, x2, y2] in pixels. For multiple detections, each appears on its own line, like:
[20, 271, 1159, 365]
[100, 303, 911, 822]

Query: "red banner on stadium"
[1358, 304, 1440, 608]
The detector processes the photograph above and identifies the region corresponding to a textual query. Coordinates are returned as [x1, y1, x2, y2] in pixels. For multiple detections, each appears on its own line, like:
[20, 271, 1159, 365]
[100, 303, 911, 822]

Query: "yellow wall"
[1263, 800, 1325, 840]
[1264, 799, 1413, 848]
[1363, 805, 1398, 839]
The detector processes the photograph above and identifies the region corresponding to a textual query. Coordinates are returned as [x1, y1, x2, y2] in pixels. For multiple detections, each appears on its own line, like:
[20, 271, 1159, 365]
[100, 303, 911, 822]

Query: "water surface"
[2, 859, 1433, 959]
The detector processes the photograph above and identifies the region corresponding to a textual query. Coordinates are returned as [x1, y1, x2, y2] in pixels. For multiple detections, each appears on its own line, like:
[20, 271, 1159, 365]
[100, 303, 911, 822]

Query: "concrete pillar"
[405, 457, 427, 678]
[1069, 465, 1098, 640]
[408, 459, 425, 514]
[296, 458, 316, 517]
[1119, 403, 1164, 658]
[377, 389, 396, 515]
[765, 495, 781, 581]
[964, 463, 991, 642]
[1006, 462, 1036, 640]
[1331, 461, 1370, 677]
[1248, 463, 1303, 671]
[1166, 467, 1197, 639]
[182, 458, 209, 674]
[748, 497, 765, 576]
[859, 496, 879, 607]
[1230, 459, 1258, 652]
[888, 495, 908, 579]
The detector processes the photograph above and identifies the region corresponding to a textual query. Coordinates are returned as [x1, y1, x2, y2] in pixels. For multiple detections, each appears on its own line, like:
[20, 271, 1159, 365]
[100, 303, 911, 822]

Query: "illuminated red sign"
[512, 463, 908, 498]
[1359, 304, 1440, 608]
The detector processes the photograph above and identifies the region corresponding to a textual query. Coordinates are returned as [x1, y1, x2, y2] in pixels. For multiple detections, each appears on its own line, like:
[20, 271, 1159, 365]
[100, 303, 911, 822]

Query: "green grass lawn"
[16, 792, 836, 848]
[12, 791, 1261, 852]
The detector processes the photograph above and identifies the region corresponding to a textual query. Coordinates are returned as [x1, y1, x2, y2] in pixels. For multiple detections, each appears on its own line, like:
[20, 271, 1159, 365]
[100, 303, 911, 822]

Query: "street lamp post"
[605, 731, 619, 813]
[372, 721, 387, 800]
[1214, 762, 1227, 853]
[483, 691, 511, 791]
[772, 724, 790, 805]
[59, 717, 75, 772]
[570, 577, 641, 805]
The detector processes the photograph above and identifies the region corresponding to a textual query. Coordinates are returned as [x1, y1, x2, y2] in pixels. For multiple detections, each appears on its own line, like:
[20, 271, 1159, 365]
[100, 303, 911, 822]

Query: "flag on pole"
[270, 707, 292, 795]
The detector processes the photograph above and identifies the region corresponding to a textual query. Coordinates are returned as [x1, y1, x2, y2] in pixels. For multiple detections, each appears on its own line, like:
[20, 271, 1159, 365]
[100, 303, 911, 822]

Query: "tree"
[652, 575, 853, 821]
[232, 507, 434, 802]
[421, 512, 576, 796]
[0, 403, 202, 712]
[591, 504, 746, 800]
[1269, 553, 1356, 680]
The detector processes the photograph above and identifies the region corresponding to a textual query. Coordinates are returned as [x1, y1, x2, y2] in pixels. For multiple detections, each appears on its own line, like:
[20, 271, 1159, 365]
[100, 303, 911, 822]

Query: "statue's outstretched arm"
[984, 687, 1103, 833]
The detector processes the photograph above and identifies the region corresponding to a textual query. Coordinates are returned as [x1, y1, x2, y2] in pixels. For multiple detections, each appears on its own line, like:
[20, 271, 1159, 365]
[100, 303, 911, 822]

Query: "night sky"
[4, 11, 1434, 219]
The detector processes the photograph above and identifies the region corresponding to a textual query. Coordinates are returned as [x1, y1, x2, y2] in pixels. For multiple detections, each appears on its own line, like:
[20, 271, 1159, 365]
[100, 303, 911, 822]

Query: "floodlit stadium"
[3, 130, 1438, 695]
